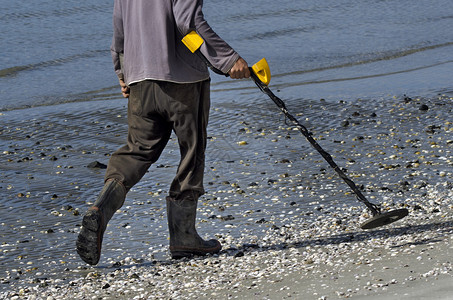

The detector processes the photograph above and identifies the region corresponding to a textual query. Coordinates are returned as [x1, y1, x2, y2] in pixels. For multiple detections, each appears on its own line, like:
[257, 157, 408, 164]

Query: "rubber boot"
[166, 196, 221, 259]
[76, 179, 126, 265]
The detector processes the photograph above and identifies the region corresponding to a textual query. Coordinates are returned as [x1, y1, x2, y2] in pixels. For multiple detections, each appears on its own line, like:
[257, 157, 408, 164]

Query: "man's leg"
[163, 79, 221, 258]
[77, 81, 172, 265]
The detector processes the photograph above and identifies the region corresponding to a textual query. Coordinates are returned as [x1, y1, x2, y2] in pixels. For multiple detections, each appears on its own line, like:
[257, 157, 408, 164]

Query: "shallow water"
[0, 0, 452, 292]
[1, 0, 452, 110]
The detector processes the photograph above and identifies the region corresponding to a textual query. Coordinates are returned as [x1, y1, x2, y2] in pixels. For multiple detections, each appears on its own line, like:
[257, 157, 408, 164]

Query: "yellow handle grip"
[251, 58, 271, 86]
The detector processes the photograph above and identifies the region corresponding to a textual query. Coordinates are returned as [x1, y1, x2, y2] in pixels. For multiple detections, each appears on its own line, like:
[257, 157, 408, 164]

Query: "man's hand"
[228, 57, 250, 79]
[119, 79, 130, 98]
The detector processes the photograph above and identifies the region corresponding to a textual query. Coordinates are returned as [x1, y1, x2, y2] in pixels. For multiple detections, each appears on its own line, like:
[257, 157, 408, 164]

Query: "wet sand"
[1, 91, 452, 299]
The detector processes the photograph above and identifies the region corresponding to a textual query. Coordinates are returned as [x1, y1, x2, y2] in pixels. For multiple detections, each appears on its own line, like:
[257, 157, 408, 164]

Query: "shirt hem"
[128, 76, 210, 86]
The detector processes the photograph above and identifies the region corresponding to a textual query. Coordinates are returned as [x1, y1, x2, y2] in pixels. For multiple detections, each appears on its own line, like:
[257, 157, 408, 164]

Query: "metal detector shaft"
[250, 71, 381, 216]
[180, 30, 383, 217]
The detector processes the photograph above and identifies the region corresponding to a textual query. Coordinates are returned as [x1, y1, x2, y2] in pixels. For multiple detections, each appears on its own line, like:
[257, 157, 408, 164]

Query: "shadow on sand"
[101, 218, 453, 271]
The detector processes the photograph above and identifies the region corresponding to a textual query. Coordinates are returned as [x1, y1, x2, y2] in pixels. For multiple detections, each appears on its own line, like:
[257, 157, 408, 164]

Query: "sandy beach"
[1, 91, 452, 299]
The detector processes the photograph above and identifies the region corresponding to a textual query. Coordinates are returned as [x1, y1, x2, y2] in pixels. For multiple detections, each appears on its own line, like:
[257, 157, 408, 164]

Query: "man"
[76, 0, 250, 265]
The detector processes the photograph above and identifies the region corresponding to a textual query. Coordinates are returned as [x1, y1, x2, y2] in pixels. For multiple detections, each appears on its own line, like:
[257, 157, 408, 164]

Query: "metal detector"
[250, 70, 409, 229]
[183, 31, 409, 229]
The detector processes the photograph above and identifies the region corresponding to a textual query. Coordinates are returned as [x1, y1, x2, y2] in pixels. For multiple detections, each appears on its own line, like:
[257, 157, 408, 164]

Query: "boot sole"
[76, 209, 103, 265]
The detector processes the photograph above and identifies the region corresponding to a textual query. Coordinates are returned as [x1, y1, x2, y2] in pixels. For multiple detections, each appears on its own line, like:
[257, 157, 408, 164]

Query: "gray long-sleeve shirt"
[111, 0, 240, 85]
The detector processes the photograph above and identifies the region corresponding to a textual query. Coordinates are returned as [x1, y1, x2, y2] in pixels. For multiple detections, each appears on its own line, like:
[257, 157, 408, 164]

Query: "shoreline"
[4, 203, 453, 299]
[1, 93, 452, 299]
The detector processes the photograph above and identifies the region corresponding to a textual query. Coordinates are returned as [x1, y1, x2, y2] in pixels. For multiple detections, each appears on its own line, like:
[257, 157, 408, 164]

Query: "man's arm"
[111, 0, 124, 80]
[173, 0, 249, 78]
[111, 0, 130, 97]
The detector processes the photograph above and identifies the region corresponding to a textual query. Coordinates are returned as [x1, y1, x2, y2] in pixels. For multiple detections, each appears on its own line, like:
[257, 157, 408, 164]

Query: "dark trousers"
[105, 79, 210, 200]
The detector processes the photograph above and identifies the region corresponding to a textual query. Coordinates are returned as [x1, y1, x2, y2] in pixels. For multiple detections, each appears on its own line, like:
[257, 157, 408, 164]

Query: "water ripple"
[0, 4, 110, 22]
[274, 42, 453, 78]
[0, 50, 108, 78]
